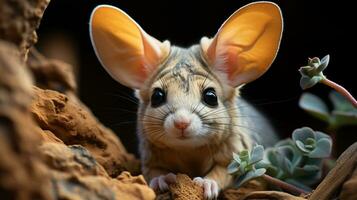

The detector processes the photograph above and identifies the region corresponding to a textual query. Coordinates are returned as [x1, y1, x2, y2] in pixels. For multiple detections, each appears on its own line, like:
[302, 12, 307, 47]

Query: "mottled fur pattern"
[136, 45, 262, 188]
[90, 3, 282, 198]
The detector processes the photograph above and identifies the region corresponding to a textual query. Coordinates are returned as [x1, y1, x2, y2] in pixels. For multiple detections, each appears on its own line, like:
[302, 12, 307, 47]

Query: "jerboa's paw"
[149, 173, 176, 192]
[193, 177, 219, 200]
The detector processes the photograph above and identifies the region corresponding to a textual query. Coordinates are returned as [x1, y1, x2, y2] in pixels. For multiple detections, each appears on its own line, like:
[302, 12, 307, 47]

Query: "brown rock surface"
[31, 86, 140, 177]
[170, 174, 204, 200]
[0, 41, 53, 200]
[0, 0, 50, 57]
[40, 142, 155, 200]
[309, 142, 357, 200]
[242, 191, 306, 200]
[156, 174, 203, 200]
[2, 0, 357, 199]
[0, 41, 155, 200]
[27, 49, 77, 94]
[339, 166, 357, 200]
[219, 180, 267, 200]
[156, 175, 268, 200]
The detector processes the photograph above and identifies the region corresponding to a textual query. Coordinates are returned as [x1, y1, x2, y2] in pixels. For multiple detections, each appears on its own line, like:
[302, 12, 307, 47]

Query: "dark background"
[37, 0, 356, 155]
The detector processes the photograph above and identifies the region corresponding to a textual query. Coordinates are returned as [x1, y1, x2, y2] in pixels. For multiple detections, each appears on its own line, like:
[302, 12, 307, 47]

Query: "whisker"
[201, 115, 263, 121]
[205, 122, 265, 135]
[191, 102, 201, 114]
[105, 92, 139, 105]
[105, 107, 137, 114]
[139, 113, 165, 121]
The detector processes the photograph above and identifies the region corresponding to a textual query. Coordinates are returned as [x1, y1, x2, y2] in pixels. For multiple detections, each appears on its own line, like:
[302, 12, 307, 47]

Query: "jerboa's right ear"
[201, 2, 283, 87]
[90, 5, 170, 89]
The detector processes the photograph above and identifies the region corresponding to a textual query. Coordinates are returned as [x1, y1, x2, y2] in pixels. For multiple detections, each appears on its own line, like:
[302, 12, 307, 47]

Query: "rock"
[27, 49, 77, 94]
[156, 175, 268, 200]
[169, 174, 203, 200]
[0, 0, 50, 58]
[0, 41, 53, 200]
[219, 180, 266, 200]
[31, 86, 140, 177]
[339, 154, 357, 200]
[156, 174, 204, 200]
[40, 143, 109, 177]
[242, 191, 306, 200]
[40, 142, 155, 200]
[0, 1, 153, 199]
[48, 170, 155, 200]
[309, 142, 357, 200]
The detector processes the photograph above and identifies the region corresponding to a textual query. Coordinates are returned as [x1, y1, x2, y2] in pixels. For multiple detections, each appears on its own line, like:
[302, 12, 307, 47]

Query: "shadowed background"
[36, 0, 356, 155]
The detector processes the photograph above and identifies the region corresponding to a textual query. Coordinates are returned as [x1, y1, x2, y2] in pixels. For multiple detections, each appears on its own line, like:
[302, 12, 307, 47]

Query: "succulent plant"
[228, 127, 332, 191]
[299, 92, 357, 128]
[299, 55, 329, 89]
[258, 141, 318, 190]
[228, 145, 266, 187]
[299, 54, 357, 108]
[263, 144, 320, 189]
[292, 127, 332, 158]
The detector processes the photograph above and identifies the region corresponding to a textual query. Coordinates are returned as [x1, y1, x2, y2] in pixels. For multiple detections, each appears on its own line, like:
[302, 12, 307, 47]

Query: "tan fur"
[90, 2, 282, 193]
[136, 46, 253, 189]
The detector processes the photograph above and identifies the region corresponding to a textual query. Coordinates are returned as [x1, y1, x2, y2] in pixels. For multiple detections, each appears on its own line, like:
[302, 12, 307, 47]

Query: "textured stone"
[31, 87, 140, 177]
[0, 0, 50, 58]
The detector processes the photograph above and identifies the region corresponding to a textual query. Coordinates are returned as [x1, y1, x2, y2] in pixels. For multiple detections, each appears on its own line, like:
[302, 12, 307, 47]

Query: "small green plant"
[299, 55, 357, 108]
[227, 145, 266, 187]
[299, 92, 357, 129]
[293, 127, 332, 158]
[228, 127, 332, 195]
[261, 127, 331, 190]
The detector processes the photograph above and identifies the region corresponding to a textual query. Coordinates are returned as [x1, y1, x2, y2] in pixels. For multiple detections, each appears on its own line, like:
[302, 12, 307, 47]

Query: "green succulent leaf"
[266, 148, 280, 167]
[300, 76, 323, 89]
[233, 152, 241, 163]
[292, 127, 332, 158]
[328, 91, 357, 127]
[235, 168, 266, 187]
[239, 162, 247, 173]
[318, 54, 330, 72]
[329, 91, 357, 112]
[296, 140, 310, 153]
[275, 138, 295, 148]
[309, 138, 332, 158]
[239, 150, 250, 162]
[299, 55, 329, 90]
[299, 93, 330, 122]
[293, 165, 320, 178]
[331, 110, 357, 127]
[249, 145, 264, 165]
[314, 131, 330, 140]
[227, 161, 240, 174]
[282, 157, 294, 175]
[292, 127, 315, 142]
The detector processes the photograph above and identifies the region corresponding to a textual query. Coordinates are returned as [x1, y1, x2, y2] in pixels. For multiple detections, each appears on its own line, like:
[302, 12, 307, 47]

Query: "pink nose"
[174, 120, 190, 130]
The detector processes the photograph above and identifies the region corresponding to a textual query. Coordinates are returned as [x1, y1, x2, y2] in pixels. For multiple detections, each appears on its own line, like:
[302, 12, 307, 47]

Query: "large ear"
[90, 5, 170, 89]
[201, 2, 283, 87]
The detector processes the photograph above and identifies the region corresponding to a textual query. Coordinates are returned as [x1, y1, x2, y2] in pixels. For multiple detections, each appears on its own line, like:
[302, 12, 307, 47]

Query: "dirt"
[0, 0, 356, 199]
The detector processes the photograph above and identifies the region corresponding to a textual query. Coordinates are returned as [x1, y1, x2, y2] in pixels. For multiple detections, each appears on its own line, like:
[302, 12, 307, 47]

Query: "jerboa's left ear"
[90, 5, 170, 89]
[201, 2, 283, 87]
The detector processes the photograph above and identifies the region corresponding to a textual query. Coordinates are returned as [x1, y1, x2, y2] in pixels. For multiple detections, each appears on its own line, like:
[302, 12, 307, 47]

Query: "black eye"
[202, 88, 218, 107]
[151, 88, 166, 107]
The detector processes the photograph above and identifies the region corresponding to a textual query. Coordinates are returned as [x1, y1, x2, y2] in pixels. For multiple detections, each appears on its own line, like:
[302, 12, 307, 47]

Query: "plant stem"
[321, 78, 357, 108]
[262, 174, 309, 196]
